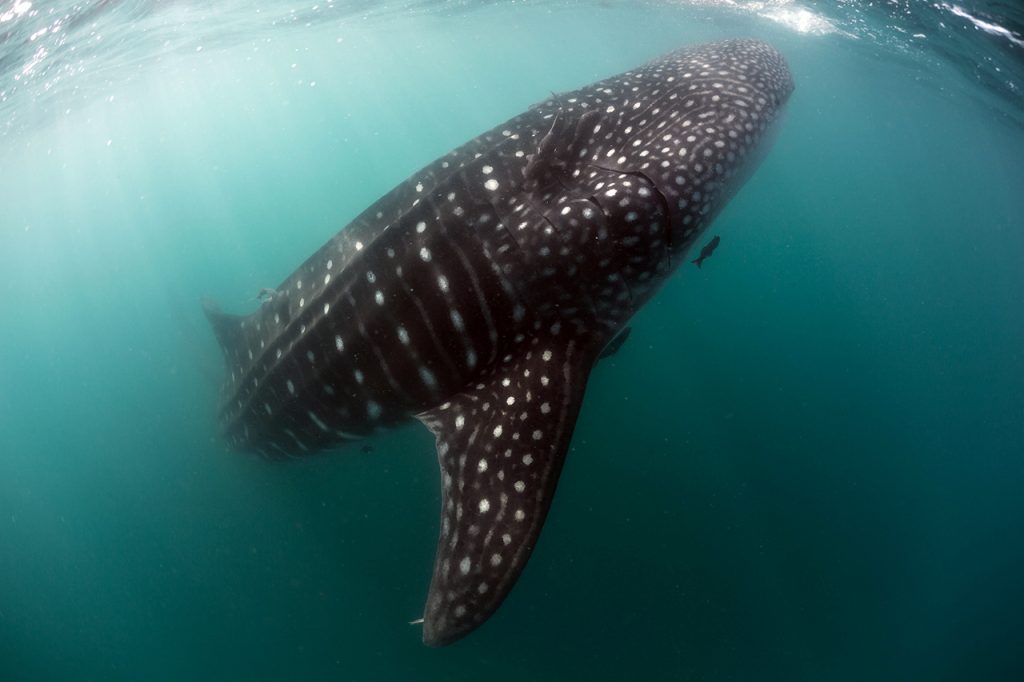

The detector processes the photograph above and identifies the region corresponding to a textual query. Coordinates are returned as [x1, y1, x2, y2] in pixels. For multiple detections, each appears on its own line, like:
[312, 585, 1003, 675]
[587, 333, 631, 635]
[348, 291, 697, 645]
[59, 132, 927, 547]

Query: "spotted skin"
[205, 39, 793, 646]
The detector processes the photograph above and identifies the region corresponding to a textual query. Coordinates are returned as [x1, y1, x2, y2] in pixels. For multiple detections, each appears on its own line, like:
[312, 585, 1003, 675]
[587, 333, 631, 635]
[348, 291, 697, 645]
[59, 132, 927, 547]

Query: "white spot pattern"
[209, 39, 794, 648]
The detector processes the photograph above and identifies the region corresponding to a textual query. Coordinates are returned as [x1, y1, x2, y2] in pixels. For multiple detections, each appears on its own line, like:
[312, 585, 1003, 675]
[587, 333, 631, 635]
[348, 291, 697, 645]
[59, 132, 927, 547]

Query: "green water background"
[1, 3, 1023, 680]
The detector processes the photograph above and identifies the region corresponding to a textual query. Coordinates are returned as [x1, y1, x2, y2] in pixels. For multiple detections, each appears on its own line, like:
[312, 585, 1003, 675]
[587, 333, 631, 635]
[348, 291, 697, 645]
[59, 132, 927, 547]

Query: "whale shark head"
[507, 39, 794, 325]
[203, 38, 793, 648]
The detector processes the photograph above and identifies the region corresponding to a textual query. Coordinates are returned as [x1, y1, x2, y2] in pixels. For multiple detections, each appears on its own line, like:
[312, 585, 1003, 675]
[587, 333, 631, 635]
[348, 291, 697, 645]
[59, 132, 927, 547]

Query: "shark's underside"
[205, 39, 793, 646]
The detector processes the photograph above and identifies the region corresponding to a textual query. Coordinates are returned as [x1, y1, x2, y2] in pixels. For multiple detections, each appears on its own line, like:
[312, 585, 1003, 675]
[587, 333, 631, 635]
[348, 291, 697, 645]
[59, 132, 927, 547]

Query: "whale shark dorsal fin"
[202, 298, 250, 360]
[415, 337, 595, 646]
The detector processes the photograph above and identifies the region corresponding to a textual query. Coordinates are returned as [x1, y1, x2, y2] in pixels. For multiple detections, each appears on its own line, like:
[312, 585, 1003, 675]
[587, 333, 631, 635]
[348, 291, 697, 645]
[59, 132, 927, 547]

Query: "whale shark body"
[205, 39, 793, 646]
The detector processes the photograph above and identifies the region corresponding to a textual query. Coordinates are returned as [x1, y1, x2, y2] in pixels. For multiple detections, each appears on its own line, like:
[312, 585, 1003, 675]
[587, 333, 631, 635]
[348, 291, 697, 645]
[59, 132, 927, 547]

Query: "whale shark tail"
[691, 257, 704, 268]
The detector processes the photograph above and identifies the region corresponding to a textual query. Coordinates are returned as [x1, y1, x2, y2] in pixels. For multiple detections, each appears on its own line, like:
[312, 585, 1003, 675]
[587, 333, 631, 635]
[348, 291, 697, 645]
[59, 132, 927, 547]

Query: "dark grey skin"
[205, 39, 793, 646]
[692, 234, 722, 268]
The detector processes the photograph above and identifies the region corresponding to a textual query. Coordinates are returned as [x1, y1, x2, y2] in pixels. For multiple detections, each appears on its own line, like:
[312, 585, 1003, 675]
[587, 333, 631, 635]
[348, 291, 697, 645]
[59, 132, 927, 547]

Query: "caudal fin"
[691, 257, 703, 269]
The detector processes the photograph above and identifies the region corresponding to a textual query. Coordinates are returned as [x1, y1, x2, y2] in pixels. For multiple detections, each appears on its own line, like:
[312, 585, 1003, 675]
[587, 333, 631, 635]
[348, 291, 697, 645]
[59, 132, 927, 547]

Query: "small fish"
[256, 287, 278, 302]
[691, 235, 721, 268]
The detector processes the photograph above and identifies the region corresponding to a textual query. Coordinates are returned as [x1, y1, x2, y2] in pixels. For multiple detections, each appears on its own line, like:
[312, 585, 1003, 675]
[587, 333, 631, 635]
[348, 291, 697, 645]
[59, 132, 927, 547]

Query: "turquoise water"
[2, 1, 1023, 679]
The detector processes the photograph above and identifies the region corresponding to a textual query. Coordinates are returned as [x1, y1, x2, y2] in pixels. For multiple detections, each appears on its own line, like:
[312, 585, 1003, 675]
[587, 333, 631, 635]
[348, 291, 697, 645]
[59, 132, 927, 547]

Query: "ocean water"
[2, 1, 1023, 679]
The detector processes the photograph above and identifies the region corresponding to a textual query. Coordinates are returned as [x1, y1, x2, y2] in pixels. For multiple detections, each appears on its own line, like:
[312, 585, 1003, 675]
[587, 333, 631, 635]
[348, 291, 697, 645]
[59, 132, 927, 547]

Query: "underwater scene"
[1, 1, 1023, 679]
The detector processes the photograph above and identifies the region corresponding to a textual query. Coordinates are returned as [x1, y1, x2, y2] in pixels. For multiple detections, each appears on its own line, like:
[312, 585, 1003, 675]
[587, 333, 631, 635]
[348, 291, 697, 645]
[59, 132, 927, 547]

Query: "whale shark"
[204, 38, 793, 646]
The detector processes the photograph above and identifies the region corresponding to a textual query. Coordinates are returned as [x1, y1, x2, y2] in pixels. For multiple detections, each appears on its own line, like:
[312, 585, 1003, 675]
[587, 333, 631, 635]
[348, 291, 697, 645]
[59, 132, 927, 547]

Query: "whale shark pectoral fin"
[415, 337, 596, 646]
